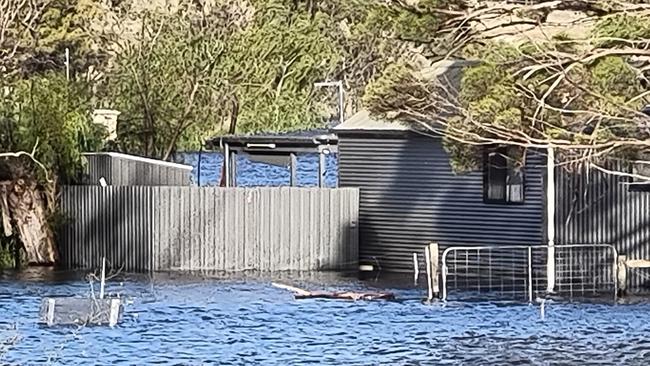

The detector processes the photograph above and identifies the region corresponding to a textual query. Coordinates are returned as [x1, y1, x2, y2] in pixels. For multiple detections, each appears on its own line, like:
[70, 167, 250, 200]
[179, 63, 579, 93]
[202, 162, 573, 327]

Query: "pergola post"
[318, 150, 326, 188]
[224, 143, 230, 187]
[230, 151, 238, 187]
[290, 153, 298, 187]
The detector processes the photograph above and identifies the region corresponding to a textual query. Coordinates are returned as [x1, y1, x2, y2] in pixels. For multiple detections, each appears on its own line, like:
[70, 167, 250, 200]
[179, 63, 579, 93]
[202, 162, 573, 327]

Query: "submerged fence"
[441, 244, 618, 301]
[58, 186, 359, 272]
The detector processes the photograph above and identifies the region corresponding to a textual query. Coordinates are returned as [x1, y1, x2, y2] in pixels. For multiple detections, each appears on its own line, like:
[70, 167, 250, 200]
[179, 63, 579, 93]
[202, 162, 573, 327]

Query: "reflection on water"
[2, 268, 650, 365]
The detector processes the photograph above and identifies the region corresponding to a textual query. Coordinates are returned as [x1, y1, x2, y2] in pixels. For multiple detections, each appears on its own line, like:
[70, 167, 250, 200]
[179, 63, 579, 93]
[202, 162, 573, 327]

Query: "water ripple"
[1, 270, 650, 365]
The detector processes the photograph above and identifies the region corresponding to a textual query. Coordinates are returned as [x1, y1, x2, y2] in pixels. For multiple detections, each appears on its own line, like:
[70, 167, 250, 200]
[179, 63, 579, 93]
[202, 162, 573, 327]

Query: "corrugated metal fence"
[556, 164, 650, 291]
[58, 186, 359, 272]
[82, 153, 192, 186]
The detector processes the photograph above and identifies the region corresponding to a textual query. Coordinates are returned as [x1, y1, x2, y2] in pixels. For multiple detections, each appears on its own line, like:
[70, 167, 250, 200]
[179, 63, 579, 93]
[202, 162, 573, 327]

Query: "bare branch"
[0, 139, 51, 182]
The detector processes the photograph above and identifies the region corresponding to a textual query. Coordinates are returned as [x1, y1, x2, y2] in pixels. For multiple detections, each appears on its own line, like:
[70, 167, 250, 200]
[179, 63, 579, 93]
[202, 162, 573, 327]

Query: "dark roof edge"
[205, 133, 338, 150]
[335, 129, 443, 139]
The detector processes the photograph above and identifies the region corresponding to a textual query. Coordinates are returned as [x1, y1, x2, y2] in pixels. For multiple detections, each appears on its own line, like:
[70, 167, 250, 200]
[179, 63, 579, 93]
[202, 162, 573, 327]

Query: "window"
[483, 147, 525, 203]
[629, 160, 650, 192]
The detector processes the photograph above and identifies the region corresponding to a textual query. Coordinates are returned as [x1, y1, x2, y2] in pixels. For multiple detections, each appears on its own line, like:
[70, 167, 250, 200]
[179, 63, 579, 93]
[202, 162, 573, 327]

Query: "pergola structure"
[205, 130, 338, 187]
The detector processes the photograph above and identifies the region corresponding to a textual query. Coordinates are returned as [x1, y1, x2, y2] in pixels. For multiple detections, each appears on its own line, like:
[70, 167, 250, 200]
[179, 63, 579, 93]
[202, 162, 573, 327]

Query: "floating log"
[626, 259, 650, 268]
[39, 297, 123, 327]
[272, 283, 395, 301]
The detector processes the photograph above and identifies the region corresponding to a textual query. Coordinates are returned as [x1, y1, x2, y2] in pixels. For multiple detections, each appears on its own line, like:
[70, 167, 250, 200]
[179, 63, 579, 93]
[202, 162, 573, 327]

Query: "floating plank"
[39, 297, 123, 327]
[272, 282, 395, 301]
[626, 259, 650, 268]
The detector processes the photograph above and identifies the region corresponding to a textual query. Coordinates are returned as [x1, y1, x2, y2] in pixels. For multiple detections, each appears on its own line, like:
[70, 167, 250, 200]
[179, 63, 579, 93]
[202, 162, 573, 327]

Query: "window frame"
[482, 146, 526, 204]
[628, 161, 650, 192]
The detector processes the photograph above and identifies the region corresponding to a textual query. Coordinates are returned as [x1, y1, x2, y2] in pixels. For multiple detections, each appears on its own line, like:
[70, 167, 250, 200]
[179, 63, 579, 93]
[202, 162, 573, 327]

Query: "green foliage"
[109, 0, 346, 157]
[11, 0, 109, 75]
[107, 7, 230, 158]
[0, 73, 105, 182]
[224, 1, 340, 132]
[366, 29, 649, 172]
[592, 14, 650, 47]
[0, 240, 14, 270]
[363, 62, 417, 113]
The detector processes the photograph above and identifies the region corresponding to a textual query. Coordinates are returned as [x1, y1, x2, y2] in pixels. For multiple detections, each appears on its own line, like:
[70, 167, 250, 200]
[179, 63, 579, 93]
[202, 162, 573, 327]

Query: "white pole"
[425, 247, 433, 302]
[528, 246, 533, 303]
[65, 48, 70, 81]
[546, 146, 556, 293]
[337, 81, 344, 124]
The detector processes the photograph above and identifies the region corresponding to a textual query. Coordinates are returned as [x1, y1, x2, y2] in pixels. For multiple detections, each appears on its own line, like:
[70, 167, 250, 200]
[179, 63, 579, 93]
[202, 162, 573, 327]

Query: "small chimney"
[93, 109, 121, 141]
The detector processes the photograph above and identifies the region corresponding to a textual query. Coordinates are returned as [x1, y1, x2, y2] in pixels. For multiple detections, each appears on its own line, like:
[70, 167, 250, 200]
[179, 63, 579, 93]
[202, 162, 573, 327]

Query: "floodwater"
[175, 152, 339, 188]
[3, 153, 650, 364]
[2, 269, 650, 365]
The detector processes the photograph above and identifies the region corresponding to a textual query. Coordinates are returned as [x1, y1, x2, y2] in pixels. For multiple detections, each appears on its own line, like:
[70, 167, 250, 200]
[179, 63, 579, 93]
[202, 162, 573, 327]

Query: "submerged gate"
[441, 244, 618, 301]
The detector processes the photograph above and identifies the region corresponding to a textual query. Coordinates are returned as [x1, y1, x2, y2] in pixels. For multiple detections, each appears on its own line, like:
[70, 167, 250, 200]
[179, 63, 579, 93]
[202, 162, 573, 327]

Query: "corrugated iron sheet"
[555, 164, 650, 291]
[338, 134, 544, 272]
[58, 186, 358, 273]
[82, 154, 191, 186]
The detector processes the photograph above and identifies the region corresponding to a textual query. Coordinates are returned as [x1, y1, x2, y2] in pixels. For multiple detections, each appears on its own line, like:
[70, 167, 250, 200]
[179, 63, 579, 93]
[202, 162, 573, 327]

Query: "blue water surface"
[2, 269, 650, 365]
[175, 152, 339, 188]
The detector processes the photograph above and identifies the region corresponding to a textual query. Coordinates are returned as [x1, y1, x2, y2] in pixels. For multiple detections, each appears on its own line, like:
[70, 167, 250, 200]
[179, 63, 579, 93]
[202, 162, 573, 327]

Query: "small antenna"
[65, 48, 70, 81]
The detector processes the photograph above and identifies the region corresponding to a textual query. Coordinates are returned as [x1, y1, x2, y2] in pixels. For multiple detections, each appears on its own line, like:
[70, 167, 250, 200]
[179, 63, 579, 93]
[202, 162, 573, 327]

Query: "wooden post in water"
[424, 243, 439, 301]
[617, 255, 627, 297]
[413, 252, 419, 285]
[429, 243, 439, 295]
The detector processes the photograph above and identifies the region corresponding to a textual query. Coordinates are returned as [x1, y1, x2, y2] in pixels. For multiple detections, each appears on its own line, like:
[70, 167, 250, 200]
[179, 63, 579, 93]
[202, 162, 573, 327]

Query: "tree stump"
[1, 179, 58, 264]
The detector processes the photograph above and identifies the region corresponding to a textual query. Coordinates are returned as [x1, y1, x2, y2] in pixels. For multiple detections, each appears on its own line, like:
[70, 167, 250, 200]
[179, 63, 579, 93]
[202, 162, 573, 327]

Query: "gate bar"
[440, 244, 619, 302]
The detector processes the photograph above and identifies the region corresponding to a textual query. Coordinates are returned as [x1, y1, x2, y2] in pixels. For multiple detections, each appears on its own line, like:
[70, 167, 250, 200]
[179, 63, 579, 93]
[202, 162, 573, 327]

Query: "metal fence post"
[546, 146, 556, 293]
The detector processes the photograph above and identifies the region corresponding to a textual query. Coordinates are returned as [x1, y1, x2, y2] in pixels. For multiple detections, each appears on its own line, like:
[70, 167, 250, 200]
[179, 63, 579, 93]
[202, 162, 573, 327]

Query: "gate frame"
[440, 243, 619, 301]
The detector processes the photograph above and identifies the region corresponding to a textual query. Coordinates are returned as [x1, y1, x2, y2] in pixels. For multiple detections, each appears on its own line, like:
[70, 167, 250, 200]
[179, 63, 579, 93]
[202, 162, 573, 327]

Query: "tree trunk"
[0, 179, 58, 264]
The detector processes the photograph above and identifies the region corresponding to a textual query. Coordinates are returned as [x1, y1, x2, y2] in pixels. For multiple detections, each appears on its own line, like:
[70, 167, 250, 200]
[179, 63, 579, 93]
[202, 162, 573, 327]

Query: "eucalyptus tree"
[364, 1, 650, 177]
[0, 0, 107, 265]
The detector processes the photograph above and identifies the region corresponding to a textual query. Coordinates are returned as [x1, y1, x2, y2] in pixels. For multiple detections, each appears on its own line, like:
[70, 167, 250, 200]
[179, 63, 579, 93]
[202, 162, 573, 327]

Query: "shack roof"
[334, 59, 478, 134]
[206, 129, 338, 153]
[333, 110, 411, 132]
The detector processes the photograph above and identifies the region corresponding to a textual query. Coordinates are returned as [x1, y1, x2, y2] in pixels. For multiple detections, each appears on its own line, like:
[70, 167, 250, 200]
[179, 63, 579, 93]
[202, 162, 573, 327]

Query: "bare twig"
[0, 139, 51, 182]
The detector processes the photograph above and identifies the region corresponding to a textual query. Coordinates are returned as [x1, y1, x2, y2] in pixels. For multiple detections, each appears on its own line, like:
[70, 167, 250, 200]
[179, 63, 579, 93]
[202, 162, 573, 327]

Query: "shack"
[334, 109, 650, 292]
[334, 110, 546, 272]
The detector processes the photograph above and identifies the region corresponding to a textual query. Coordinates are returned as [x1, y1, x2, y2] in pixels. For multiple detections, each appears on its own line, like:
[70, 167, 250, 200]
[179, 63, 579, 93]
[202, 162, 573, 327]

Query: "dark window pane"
[484, 147, 525, 203]
[629, 160, 650, 192]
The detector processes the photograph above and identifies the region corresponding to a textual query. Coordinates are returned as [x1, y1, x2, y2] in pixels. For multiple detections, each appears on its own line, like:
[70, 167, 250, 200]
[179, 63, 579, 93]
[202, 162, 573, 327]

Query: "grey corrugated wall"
[83, 154, 113, 185]
[338, 133, 544, 272]
[555, 165, 650, 291]
[82, 154, 191, 186]
[58, 186, 359, 272]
